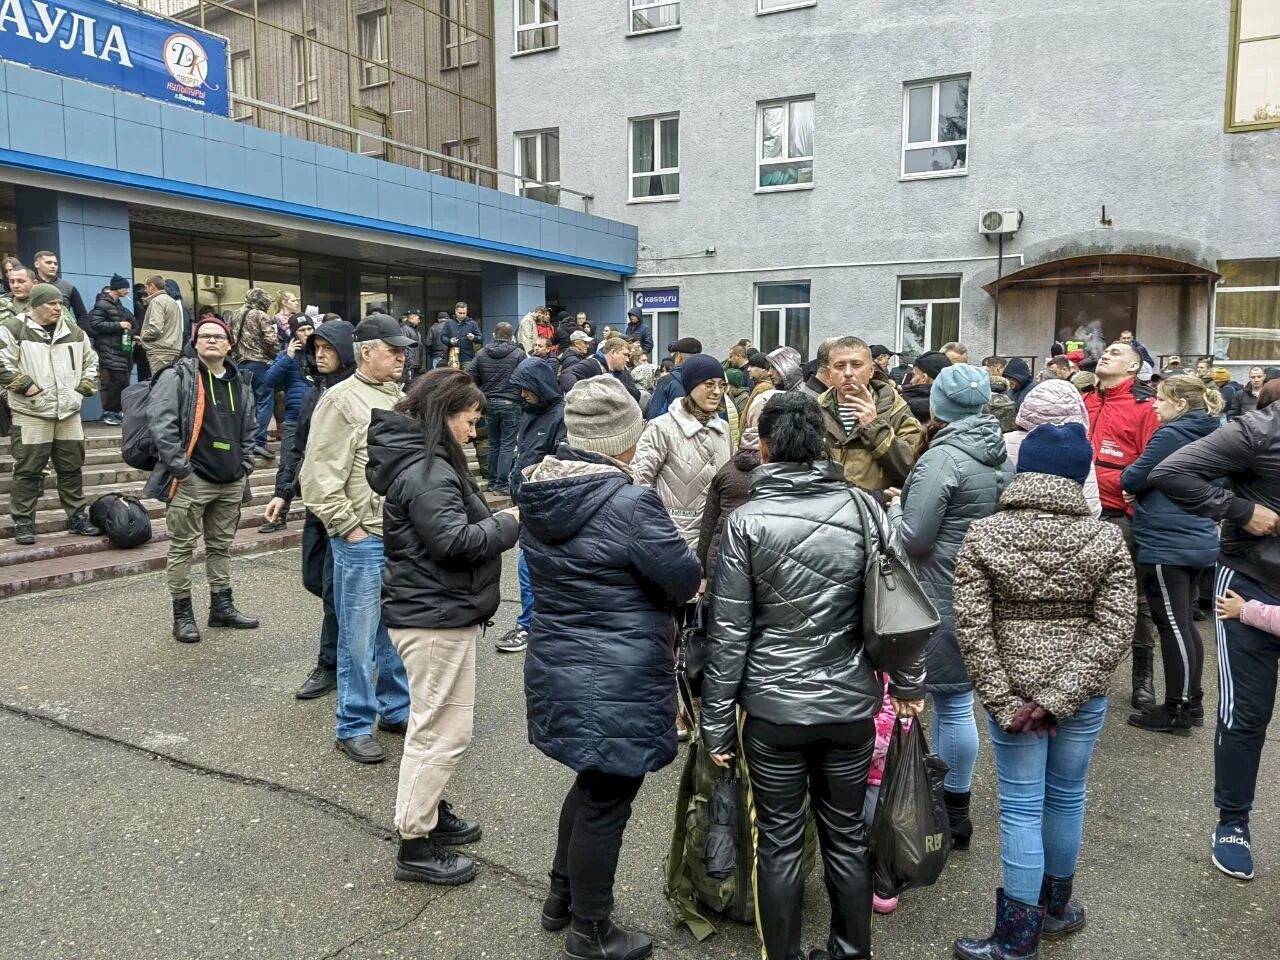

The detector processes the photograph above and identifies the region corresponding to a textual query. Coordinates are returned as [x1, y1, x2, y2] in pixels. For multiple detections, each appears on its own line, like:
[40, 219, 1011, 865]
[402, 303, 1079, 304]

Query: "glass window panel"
[789, 98, 814, 157]
[359, 269, 391, 317]
[518, 135, 537, 178]
[1240, 0, 1280, 39]
[252, 251, 301, 293]
[193, 243, 250, 316]
[759, 159, 812, 188]
[660, 117, 679, 168]
[542, 131, 560, 182]
[1216, 291, 1280, 361]
[633, 1, 679, 31]
[520, 0, 535, 22]
[757, 283, 811, 306]
[931, 301, 961, 349]
[784, 307, 811, 361]
[900, 276, 961, 300]
[1234, 38, 1280, 124]
[540, 0, 557, 19]
[899, 305, 927, 356]
[938, 78, 968, 141]
[390, 273, 426, 319]
[633, 174, 678, 198]
[653, 310, 679, 361]
[758, 309, 782, 354]
[906, 86, 933, 143]
[904, 144, 967, 174]
[760, 105, 784, 159]
[1220, 259, 1280, 287]
[632, 120, 655, 174]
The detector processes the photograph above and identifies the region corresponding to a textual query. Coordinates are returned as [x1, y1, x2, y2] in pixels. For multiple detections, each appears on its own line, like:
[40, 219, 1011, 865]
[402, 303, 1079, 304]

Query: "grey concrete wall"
[494, 0, 1280, 360]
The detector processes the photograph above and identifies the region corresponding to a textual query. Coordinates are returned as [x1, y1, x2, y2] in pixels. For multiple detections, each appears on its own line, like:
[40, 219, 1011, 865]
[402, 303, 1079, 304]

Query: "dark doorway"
[1056, 288, 1137, 351]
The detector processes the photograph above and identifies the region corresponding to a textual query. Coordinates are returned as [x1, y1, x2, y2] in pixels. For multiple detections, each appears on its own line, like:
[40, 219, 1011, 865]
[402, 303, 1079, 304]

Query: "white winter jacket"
[632, 400, 731, 546]
[0, 313, 99, 420]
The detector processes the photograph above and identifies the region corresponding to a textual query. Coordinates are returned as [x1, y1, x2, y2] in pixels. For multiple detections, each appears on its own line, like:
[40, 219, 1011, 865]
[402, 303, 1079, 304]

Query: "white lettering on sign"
[0, 0, 132, 65]
[0, 0, 33, 39]
[31, 1, 64, 43]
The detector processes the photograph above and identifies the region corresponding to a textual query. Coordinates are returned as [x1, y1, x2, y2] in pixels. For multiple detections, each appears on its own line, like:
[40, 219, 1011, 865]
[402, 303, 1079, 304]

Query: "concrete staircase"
[0, 423, 506, 598]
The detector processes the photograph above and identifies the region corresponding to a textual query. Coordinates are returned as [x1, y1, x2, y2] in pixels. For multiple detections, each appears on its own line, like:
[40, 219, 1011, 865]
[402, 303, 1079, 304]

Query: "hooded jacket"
[139, 287, 184, 360]
[889, 414, 1013, 693]
[520, 446, 702, 777]
[1084, 377, 1159, 512]
[701, 461, 926, 755]
[262, 344, 308, 422]
[163, 280, 194, 358]
[632, 399, 732, 546]
[902, 380, 932, 423]
[953, 473, 1136, 730]
[366, 411, 519, 629]
[230, 289, 279, 365]
[467, 338, 526, 401]
[696, 441, 760, 585]
[509, 357, 566, 502]
[559, 350, 603, 394]
[1002, 357, 1034, 407]
[86, 290, 139, 373]
[1003, 379, 1102, 518]
[1121, 411, 1222, 568]
[818, 376, 921, 493]
[624, 316, 653, 355]
[984, 376, 1017, 432]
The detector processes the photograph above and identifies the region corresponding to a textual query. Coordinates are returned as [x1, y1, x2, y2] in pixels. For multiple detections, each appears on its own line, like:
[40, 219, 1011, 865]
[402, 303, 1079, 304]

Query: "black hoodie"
[366, 409, 519, 628]
[274, 319, 356, 503]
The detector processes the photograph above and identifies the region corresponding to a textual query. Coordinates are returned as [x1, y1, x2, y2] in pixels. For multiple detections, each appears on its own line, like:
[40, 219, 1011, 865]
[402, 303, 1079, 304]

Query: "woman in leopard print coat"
[951, 422, 1136, 960]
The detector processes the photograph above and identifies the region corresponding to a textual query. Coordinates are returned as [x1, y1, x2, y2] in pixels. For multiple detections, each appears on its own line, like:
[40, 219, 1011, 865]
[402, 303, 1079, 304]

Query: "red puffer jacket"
[1084, 377, 1159, 512]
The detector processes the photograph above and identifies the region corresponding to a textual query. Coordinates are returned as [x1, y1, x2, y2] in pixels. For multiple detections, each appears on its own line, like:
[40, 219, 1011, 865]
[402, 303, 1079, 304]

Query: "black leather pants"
[742, 716, 875, 960]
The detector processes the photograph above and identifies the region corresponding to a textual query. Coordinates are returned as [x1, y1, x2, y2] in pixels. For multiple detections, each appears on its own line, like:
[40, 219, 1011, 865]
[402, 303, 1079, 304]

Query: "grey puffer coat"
[889, 413, 1012, 693]
[700, 461, 926, 755]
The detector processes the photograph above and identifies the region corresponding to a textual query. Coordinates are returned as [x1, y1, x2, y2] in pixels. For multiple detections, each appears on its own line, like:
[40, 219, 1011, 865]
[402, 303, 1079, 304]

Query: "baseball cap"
[355, 313, 415, 347]
[569, 330, 593, 343]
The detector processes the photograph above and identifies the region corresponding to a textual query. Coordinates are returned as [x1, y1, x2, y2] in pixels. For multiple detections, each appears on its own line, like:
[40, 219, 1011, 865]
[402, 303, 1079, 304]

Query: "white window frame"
[757, 0, 817, 14]
[443, 137, 482, 184]
[515, 0, 558, 55]
[901, 75, 970, 181]
[754, 281, 812, 357]
[1214, 260, 1280, 363]
[896, 275, 963, 354]
[629, 0, 680, 35]
[229, 50, 253, 121]
[353, 107, 388, 159]
[628, 113, 680, 203]
[290, 32, 319, 109]
[755, 96, 815, 193]
[357, 11, 389, 88]
[443, 0, 478, 68]
[515, 129, 560, 203]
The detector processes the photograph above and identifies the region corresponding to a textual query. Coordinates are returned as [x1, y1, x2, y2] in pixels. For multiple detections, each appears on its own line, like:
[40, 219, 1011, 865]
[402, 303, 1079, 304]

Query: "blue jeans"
[239, 359, 274, 448]
[486, 399, 520, 492]
[517, 548, 533, 631]
[987, 696, 1108, 904]
[330, 534, 410, 740]
[931, 690, 979, 793]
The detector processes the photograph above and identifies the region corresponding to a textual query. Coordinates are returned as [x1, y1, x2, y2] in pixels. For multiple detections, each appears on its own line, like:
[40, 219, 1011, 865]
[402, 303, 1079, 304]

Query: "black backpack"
[89, 494, 152, 549]
[120, 380, 157, 470]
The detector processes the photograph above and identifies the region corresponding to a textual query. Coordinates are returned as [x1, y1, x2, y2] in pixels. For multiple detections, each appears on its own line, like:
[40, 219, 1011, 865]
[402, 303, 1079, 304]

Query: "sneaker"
[258, 517, 288, 533]
[1189, 702, 1205, 727]
[1127, 703, 1193, 737]
[12, 519, 35, 546]
[1212, 823, 1255, 880]
[494, 627, 528, 653]
[67, 511, 101, 537]
[873, 893, 899, 914]
[254, 445, 276, 461]
[100, 411, 123, 426]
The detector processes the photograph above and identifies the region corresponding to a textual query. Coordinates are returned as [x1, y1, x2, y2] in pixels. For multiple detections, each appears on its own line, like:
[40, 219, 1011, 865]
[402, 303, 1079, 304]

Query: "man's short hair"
[602, 336, 629, 355]
[942, 341, 968, 357]
[728, 344, 748, 360]
[576, 310, 588, 319]
[32, 250, 56, 263]
[7, 266, 34, 282]
[818, 336, 868, 368]
[1046, 356, 1072, 370]
[455, 301, 468, 310]
[493, 322, 514, 340]
[145, 274, 165, 288]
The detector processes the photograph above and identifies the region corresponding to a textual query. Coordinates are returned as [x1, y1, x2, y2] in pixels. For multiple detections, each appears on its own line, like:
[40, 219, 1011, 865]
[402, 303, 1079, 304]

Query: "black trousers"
[301, 510, 338, 670]
[1101, 510, 1157, 653]
[550, 770, 645, 922]
[100, 365, 130, 413]
[1139, 563, 1204, 706]
[742, 716, 875, 960]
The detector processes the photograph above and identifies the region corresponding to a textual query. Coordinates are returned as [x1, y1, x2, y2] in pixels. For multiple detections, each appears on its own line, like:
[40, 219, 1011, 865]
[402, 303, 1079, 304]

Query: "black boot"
[172, 597, 201, 643]
[67, 509, 101, 536]
[541, 871, 572, 932]
[208, 589, 259, 629]
[1130, 648, 1156, 710]
[12, 519, 35, 545]
[953, 888, 1043, 960]
[433, 798, 482, 845]
[563, 915, 652, 960]
[945, 789, 973, 850]
[395, 836, 475, 885]
[1126, 702, 1192, 737]
[295, 665, 337, 699]
[1039, 874, 1086, 939]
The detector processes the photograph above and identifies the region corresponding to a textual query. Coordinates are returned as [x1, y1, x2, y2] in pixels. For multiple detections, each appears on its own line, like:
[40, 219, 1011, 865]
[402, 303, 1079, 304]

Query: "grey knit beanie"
[564, 375, 644, 457]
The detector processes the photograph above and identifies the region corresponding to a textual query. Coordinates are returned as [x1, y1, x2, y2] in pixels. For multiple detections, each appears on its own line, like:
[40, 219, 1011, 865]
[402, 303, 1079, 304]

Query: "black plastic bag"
[89, 493, 153, 549]
[870, 720, 951, 896]
[678, 599, 708, 697]
[703, 771, 737, 879]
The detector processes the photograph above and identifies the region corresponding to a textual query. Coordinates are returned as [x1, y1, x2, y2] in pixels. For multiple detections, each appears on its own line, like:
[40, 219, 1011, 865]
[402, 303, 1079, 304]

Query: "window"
[444, 0, 478, 68]
[631, 0, 679, 33]
[516, 0, 558, 53]
[357, 11, 388, 87]
[1215, 259, 1280, 361]
[516, 130, 560, 204]
[757, 97, 814, 191]
[353, 108, 387, 159]
[1227, 0, 1280, 131]
[902, 75, 969, 178]
[630, 114, 679, 201]
[290, 32, 318, 108]
[897, 276, 961, 356]
[443, 138, 482, 184]
[756, 282, 811, 360]
[757, 0, 816, 12]
[229, 51, 253, 121]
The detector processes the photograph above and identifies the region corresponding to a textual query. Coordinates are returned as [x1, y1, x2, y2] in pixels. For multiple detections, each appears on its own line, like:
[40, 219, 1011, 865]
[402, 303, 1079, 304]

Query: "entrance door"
[1055, 288, 1137, 352]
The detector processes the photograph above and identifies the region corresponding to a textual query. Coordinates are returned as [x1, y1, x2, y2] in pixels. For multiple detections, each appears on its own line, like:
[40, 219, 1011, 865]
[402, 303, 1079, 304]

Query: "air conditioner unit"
[978, 208, 1023, 236]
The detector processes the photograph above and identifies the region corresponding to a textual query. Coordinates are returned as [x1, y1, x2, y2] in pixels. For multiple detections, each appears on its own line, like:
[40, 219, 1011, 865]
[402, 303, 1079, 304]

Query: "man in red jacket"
[1085, 341, 1161, 709]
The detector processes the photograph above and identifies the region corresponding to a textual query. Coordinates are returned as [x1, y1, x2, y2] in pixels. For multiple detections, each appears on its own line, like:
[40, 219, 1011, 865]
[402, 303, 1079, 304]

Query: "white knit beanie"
[564, 376, 644, 457]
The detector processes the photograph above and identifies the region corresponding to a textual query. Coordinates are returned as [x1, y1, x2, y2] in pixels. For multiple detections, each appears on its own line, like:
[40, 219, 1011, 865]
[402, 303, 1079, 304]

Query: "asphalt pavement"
[0, 548, 1276, 960]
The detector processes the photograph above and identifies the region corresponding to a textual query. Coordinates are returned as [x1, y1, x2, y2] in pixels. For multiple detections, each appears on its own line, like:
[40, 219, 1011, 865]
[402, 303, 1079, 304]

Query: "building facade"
[495, 0, 1280, 370]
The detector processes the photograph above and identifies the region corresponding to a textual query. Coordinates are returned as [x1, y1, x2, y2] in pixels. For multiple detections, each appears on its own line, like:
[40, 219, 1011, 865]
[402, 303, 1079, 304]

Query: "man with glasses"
[146, 316, 260, 642]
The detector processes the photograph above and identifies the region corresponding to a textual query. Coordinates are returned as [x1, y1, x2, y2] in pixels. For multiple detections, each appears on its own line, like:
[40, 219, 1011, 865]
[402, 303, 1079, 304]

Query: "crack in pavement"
[0, 701, 704, 959]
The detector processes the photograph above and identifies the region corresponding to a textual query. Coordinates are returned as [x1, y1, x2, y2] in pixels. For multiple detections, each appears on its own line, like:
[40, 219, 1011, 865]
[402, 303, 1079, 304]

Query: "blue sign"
[0, 0, 229, 115]
[633, 288, 679, 311]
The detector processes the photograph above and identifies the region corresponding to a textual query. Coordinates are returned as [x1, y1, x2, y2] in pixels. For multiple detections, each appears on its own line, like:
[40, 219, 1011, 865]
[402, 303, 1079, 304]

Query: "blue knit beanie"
[679, 353, 725, 394]
[1017, 422, 1092, 485]
[930, 363, 992, 423]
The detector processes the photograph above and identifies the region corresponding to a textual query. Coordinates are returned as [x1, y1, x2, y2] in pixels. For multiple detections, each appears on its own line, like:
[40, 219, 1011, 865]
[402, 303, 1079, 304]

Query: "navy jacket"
[467, 339, 526, 401]
[645, 367, 686, 420]
[1002, 357, 1034, 408]
[520, 445, 702, 777]
[1123, 411, 1223, 568]
[624, 317, 653, 355]
[442, 317, 482, 364]
[262, 348, 308, 422]
[509, 357, 567, 502]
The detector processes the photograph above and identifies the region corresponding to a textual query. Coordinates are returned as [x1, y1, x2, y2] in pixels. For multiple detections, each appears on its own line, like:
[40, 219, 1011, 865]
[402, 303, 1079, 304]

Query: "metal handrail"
[230, 94, 592, 211]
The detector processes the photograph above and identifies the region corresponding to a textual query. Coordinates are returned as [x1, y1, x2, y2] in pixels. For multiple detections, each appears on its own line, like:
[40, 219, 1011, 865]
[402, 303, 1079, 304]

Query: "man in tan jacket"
[302, 313, 414, 765]
[139, 274, 184, 373]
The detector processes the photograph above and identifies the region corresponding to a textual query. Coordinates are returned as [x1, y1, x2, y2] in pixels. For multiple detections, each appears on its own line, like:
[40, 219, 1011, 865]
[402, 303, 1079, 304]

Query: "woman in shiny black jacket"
[701, 392, 925, 960]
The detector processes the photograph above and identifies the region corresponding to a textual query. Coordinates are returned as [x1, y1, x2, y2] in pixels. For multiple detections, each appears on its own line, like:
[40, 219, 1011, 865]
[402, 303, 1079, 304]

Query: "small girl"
[866, 676, 909, 915]
[1217, 590, 1280, 637]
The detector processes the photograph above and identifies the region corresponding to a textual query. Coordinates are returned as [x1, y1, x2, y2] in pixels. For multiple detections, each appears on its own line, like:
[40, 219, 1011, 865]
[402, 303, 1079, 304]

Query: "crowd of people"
[2, 253, 1280, 960]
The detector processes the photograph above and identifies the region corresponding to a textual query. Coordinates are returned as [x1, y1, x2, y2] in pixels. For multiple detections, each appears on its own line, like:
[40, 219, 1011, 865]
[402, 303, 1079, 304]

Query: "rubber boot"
[563, 915, 653, 960]
[208, 589, 260, 629]
[1039, 874, 1086, 939]
[172, 597, 201, 643]
[953, 888, 1043, 960]
[1130, 647, 1156, 710]
[541, 871, 572, 932]
[945, 789, 973, 851]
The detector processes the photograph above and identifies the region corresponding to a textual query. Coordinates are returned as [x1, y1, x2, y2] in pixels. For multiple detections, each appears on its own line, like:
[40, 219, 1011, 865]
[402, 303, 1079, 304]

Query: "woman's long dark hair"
[758, 392, 826, 465]
[916, 417, 947, 457]
[397, 367, 486, 492]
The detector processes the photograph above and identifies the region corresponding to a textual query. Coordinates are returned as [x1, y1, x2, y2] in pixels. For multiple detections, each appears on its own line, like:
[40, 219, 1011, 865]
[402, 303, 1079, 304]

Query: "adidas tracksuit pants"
[1213, 564, 1280, 825]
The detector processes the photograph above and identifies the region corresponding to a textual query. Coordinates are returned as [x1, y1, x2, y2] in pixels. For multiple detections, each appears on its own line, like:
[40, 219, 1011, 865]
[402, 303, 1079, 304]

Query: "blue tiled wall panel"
[81, 226, 131, 276]
[8, 63, 62, 103]
[113, 91, 161, 128]
[64, 108, 117, 169]
[9, 95, 66, 159]
[243, 152, 284, 201]
[242, 125, 282, 156]
[346, 175, 378, 218]
[205, 140, 247, 192]
[282, 158, 319, 207]
[115, 119, 164, 178]
[163, 135, 206, 186]
[159, 102, 206, 138]
[0, 94, 8, 151]
[62, 78, 113, 115]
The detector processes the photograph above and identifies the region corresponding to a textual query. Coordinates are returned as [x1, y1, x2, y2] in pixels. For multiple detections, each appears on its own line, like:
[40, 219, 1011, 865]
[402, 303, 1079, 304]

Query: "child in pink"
[1218, 589, 1280, 637]
[866, 676, 909, 915]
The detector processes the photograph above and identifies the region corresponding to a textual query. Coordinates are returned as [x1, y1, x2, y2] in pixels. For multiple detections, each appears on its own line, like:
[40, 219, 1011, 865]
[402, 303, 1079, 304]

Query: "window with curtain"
[631, 0, 679, 32]
[630, 114, 679, 200]
[902, 75, 969, 178]
[757, 96, 814, 190]
[357, 11, 388, 87]
[516, 129, 561, 204]
[756, 282, 811, 360]
[1215, 259, 1280, 361]
[517, 0, 558, 53]
[1228, 0, 1280, 131]
[444, 0, 478, 68]
[897, 276, 961, 355]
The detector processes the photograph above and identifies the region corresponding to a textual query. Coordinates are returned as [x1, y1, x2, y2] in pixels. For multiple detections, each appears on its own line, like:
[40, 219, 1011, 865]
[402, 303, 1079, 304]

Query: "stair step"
[0, 443, 281, 475]
[0, 464, 152, 495]
[0, 423, 123, 454]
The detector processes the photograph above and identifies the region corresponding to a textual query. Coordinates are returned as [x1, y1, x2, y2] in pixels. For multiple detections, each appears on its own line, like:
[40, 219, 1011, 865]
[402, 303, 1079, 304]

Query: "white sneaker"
[494, 628, 528, 653]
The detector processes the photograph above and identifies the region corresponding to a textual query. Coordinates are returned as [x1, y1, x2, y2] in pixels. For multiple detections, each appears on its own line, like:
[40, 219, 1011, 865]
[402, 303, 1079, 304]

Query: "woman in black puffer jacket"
[366, 367, 520, 889]
[702, 392, 926, 960]
[696, 427, 761, 587]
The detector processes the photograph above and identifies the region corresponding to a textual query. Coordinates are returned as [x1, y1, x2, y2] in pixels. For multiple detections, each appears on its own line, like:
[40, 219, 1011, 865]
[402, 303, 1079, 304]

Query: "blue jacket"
[624, 317, 653, 355]
[520, 445, 702, 777]
[261, 348, 308, 422]
[1122, 411, 1221, 568]
[442, 317, 482, 364]
[509, 357, 566, 502]
[1002, 357, 1034, 408]
[645, 367, 686, 420]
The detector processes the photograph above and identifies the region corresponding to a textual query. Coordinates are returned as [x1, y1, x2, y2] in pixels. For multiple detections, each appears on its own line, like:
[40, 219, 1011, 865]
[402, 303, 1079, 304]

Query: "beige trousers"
[388, 624, 480, 838]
